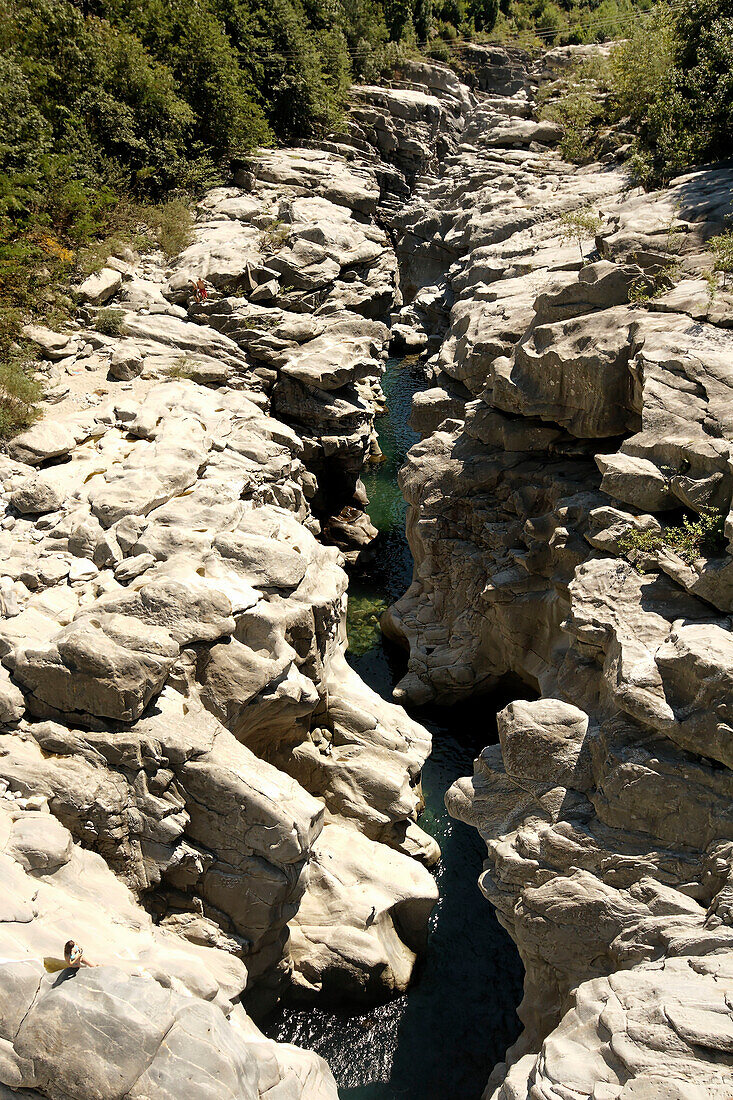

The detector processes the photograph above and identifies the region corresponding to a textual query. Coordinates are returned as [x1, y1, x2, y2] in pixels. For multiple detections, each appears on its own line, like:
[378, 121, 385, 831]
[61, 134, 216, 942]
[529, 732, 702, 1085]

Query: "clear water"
[344, 356, 427, 656]
[263, 359, 524, 1099]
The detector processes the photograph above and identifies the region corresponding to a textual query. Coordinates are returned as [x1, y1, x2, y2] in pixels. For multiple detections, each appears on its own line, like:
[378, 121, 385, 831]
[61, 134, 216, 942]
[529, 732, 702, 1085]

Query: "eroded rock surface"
[381, 46, 733, 1100]
[0, 793, 337, 1099]
[0, 69, 491, 1096]
[9, 42, 732, 1099]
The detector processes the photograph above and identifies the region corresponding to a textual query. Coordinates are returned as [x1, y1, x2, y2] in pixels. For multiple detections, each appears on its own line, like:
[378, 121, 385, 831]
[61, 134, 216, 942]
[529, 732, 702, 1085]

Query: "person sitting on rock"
[64, 940, 92, 968]
[43, 940, 94, 973]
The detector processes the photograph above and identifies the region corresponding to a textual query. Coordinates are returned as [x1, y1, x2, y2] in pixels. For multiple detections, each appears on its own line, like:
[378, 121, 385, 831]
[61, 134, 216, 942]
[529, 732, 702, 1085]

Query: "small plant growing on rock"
[627, 275, 659, 306]
[95, 308, 125, 336]
[259, 219, 290, 255]
[559, 207, 603, 261]
[241, 313, 279, 330]
[701, 229, 733, 305]
[703, 268, 719, 304]
[165, 357, 198, 380]
[618, 507, 727, 568]
[628, 262, 680, 306]
[665, 221, 685, 256]
[0, 353, 42, 438]
[708, 229, 733, 289]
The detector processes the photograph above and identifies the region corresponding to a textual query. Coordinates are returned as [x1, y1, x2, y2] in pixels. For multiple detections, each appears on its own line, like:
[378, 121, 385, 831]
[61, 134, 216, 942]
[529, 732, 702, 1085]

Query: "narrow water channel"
[263, 359, 524, 1098]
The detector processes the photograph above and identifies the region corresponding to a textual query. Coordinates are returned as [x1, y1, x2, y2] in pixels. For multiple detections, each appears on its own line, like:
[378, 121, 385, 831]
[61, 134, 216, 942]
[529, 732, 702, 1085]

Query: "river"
[263, 358, 524, 1099]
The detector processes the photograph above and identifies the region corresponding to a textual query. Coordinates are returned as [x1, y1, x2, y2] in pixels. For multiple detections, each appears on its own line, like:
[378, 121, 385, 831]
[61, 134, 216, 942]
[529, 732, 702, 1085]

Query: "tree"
[468, 0, 498, 31]
[384, 0, 414, 39]
[559, 207, 602, 261]
[609, 0, 733, 185]
[413, 0, 432, 40]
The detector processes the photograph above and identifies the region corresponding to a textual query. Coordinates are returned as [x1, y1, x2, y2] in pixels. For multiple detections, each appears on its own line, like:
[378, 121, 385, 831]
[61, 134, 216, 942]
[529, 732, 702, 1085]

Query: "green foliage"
[9, 0, 726, 453]
[708, 228, 733, 288]
[608, 8, 674, 131]
[427, 35, 451, 57]
[703, 268, 720, 302]
[491, 0, 638, 47]
[414, 0, 433, 38]
[559, 206, 602, 260]
[165, 357, 198, 380]
[0, 355, 42, 439]
[618, 507, 727, 567]
[552, 1, 733, 186]
[543, 85, 604, 162]
[144, 200, 195, 258]
[384, 0, 416, 39]
[259, 219, 291, 254]
[537, 53, 615, 161]
[0, 0, 396, 382]
[468, 0, 498, 31]
[651, 0, 733, 179]
[627, 276, 660, 305]
[95, 307, 125, 335]
[627, 262, 679, 304]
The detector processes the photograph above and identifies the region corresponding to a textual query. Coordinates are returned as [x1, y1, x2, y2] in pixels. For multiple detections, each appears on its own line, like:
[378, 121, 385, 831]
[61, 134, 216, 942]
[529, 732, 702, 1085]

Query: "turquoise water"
[263, 359, 524, 1098]
[344, 356, 426, 655]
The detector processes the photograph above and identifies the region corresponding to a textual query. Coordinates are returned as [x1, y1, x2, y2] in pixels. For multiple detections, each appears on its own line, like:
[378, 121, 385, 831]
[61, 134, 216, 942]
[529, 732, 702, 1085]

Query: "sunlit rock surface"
[381, 46, 733, 1100]
[0, 74, 486, 1096]
[8, 41, 733, 1099]
[0, 796, 338, 1099]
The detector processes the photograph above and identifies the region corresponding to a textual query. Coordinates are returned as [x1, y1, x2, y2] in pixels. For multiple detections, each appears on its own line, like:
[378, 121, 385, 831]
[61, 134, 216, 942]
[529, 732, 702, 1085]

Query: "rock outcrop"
[9, 41, 733, 1100]
[0, 793, 337, 1099]
[0, 71, 492, 1096]
[382, 48, 733, 1100]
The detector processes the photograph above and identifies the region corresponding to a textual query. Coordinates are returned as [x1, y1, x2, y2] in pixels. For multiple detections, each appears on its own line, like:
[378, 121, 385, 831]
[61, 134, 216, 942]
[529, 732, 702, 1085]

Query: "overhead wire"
[248, 1, 680, 67]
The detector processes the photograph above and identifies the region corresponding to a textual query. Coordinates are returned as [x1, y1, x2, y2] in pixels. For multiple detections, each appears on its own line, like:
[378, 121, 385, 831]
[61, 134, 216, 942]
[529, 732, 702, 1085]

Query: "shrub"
[544, 88, 603, 162]
[143, 199, 194, 258]
[541, 2, 733, 187]
[559, 206, 603, 261]
[618, 507, 727, 567]
[627, 262, 679, 305]
[0, 356, 42, 438]
[708, 228, 733, 288]
[95, 307, 125, 335]
[627, 275, 660, 305]
[427, 36, 451, 58]
[383, 0, 416, 38]
[609, 0, 733, 186]
[468, 0, 499, 31]
[165, 358, 198, 380]
[259, 219, 291, 255]
[609, 8, 675, 132]
[535, 1, 566, 41]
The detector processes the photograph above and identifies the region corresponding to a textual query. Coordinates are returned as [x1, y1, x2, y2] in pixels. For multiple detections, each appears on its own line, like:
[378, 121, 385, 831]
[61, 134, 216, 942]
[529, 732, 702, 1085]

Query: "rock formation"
[382, 47, 733, 1100]
[6, 41, 733, 1099]
[0, 795, 337, 1098]
[0, 73, 481, 1097]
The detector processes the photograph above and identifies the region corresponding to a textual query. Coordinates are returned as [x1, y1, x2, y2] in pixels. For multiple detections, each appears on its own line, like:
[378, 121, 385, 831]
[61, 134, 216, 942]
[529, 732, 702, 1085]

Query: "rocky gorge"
[1, 40, 732, 1100]
[384, 47, 733, 1100]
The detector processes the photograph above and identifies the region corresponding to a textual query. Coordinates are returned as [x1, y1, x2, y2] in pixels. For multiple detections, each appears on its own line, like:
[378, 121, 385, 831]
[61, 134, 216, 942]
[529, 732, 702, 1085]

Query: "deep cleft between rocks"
[4, 41, 733, 1100]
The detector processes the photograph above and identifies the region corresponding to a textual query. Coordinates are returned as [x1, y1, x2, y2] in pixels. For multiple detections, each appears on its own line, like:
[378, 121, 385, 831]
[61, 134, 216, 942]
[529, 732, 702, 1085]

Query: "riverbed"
[263, 359, 524, 1099]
